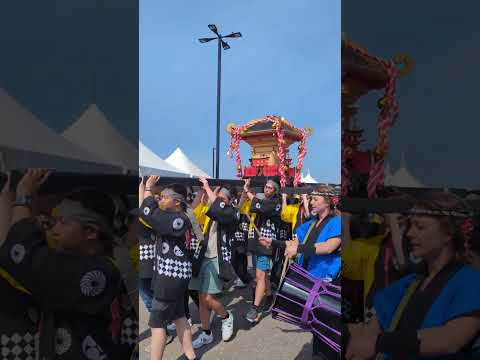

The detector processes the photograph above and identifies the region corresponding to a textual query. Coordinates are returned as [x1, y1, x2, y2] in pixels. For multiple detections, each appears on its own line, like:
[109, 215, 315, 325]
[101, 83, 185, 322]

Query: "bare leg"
[174, 317, 195, 360]
[254, 269, 266, 307]
[205, 293, 227, 318]
[265, 273, 271, 297]
[150, 327, 167, 360]
[199, 293, 212, 331]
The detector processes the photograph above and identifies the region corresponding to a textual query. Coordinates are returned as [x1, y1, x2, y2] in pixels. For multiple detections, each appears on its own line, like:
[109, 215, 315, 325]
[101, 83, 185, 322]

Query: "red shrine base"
[243, 165, 296, 178]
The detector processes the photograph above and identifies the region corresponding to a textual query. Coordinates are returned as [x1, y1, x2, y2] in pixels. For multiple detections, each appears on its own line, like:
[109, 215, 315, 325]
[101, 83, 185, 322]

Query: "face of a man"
[158, 190, 180, 211]
[264, 184, 275, 198]
[217, 192, 231, 205]
[51, 217, 97, 253]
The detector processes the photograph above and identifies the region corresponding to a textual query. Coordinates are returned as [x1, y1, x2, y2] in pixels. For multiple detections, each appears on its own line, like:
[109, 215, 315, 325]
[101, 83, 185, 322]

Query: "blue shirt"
[374, 266, 480, 359]
[295, 215, 341, 279]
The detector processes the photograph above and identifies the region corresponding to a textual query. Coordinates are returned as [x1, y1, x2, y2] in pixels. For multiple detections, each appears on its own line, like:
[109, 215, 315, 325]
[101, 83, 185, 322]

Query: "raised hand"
[145, 175, 160, 189]
[284, 239, 299, 259]
[1, 172, 11, 197]
[243, 178, 251, 193]
[16, 169, 50, 197]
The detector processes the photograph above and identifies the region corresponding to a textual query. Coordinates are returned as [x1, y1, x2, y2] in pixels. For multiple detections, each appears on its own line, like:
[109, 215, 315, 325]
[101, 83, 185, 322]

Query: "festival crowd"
[2, 169, 480, 360]
[138, 175, 342, 360]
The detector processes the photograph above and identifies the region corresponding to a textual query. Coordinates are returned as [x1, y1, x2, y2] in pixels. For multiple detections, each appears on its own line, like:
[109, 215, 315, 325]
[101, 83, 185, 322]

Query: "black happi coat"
[139, 196, 200, 301]
[0, 218, 135, 360]
[138, 209, 158, 280]
[233, 213, 250, 255]
[248, 196, 282, 256]
[198, 198, 240, 282]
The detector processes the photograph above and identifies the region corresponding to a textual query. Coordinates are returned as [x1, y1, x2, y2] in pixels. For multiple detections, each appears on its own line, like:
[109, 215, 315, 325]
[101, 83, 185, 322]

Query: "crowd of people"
[342, 190, 480, 359]
[3, 168, 479, 359]
[0, 169, 139, 360]
[138, 175, 342, 359]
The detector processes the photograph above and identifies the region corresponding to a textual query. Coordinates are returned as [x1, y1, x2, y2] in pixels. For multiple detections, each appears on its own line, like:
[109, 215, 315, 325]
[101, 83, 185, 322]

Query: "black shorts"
[148, 298, 186, 329]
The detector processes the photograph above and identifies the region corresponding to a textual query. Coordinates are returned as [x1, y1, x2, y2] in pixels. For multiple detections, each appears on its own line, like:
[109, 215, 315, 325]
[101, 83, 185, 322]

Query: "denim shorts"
[254, 255, 271, 272]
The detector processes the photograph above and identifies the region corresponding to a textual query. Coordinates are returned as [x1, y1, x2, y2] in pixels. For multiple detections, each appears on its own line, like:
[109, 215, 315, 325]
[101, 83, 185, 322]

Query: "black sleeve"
[139, 196, 188, 238]
[0, 219, 120, 314]
[206, 198, 241, 226]
[270, 239, 287, 250]
[250, 197, 282, 217]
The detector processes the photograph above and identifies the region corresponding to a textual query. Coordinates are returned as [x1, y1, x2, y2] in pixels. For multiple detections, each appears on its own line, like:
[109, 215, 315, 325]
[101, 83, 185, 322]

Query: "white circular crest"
[143, 207, 150, 216]
[150, 233, 156, 241]
[162, 242, 170, 254]
[255, 202, 261, 209]
[275, 204, 281, 212]
[219, 202, 226, 209]
[80, 271, 107, 297]
[55, 328, 72, 355]
[173, 245, 184, 257]
[10, 244, 26, 264]
[172, 218, 184, 231]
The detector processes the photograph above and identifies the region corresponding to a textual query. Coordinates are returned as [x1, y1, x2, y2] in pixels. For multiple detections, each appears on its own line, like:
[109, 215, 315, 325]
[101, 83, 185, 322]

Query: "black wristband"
[297, 243, 315, 258]
[376, 330, 420, 358]
[270, 239, 286, 250]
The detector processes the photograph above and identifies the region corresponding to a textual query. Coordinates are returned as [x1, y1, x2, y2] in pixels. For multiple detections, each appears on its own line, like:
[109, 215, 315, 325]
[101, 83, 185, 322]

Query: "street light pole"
[216, 38, 221, 179]
[199, 25, 242, 179]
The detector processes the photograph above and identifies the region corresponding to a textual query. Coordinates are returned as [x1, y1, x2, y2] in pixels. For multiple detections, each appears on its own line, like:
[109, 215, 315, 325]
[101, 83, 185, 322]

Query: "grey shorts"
[148, 298, 186, 329]
[189, 257, 223, 294]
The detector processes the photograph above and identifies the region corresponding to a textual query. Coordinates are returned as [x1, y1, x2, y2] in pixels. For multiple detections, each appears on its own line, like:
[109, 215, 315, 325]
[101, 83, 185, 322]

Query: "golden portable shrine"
[342, 34, 413, 198]
[341, 35, 414, 323]
[227, 115, 313, 188]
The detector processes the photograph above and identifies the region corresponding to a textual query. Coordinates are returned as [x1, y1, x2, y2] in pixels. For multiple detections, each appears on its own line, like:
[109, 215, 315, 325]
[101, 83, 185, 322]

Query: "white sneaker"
[234, 278, 247, 288]
[192, 331, 214, 349]
[221, 310, 234, 341]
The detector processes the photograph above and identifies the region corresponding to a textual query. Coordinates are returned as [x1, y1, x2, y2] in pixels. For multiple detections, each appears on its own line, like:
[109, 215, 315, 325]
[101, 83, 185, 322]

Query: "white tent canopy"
[139, 141, 188, 177]
[62, 104, 138, 172]
[0, 88, 118, 172]
[165, 147, 210, 178]
[301, 169, 318, 184]
[385, 153, 423, 187]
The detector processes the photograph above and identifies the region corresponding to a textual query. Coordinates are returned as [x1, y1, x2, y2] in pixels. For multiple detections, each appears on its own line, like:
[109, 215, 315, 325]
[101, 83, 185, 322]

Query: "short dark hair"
[63, 188, 116, 255]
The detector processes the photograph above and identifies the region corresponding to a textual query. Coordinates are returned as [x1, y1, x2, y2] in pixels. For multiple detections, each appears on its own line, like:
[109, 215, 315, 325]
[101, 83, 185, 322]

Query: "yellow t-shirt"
[281, 203, 300, 232]
[342, 234, 385, 302]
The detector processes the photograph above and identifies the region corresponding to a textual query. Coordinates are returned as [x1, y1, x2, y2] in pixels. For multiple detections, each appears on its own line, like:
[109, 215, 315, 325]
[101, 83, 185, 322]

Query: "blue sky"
[343, 1, 480, 188]
[140, 0, 341, 182]
[0, 0, 138, 141]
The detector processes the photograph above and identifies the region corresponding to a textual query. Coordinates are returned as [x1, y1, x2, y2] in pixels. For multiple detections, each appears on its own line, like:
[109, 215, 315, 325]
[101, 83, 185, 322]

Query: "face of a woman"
[406, 215, 453, 259]
[310, 195, 329, 214]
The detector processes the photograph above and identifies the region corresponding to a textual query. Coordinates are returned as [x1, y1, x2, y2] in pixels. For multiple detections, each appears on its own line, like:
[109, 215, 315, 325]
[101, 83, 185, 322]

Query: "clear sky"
[0, 0, 138, 141]
[140, 0, 341, 182]
[343, 1, 480, 189]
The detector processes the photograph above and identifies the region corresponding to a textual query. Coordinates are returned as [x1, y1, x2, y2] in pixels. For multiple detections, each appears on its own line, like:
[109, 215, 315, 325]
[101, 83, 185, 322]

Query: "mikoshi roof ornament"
[227, 115, 312, 188]
[342, 33, 414, 198]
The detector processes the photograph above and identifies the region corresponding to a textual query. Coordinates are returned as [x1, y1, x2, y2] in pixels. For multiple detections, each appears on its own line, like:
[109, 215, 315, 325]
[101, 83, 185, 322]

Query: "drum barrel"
[281, 281, 341, 314]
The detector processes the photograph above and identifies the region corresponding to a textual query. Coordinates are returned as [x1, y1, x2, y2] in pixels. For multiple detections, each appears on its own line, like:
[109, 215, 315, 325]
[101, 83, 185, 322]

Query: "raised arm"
[301, 193, 310, 218]
[385, 213, 406, 268]
[199, 177, 216, 203]
[244, 179, 254, 201]
[0, 172, 12, 247]
[11, 169, 50, 226]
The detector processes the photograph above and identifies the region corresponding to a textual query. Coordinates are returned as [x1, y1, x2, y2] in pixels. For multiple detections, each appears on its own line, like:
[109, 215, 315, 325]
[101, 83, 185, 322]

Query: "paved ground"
[138, 283, 316, 360]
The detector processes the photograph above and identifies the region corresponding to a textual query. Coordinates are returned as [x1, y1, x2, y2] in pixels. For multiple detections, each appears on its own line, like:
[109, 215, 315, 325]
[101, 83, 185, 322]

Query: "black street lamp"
[199, 25, 242, 179]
